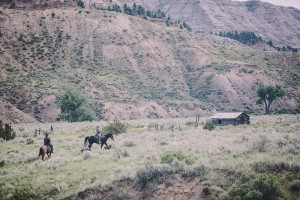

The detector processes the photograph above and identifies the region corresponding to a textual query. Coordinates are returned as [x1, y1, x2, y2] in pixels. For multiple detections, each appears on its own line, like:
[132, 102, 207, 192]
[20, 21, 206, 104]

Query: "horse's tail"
[38, 148, 41, 158]
[84, 136, 89, 146]
[38, 146, 43, 159]
[81, 136, 90, 153]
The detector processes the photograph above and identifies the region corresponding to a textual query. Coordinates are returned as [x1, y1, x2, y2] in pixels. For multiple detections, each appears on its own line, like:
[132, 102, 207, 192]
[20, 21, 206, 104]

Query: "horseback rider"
[95, 125, 102, 144]
[44, 132, 54, 153]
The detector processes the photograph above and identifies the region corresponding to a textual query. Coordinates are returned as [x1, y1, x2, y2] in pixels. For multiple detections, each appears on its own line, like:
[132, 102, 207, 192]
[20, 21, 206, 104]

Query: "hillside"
[0, 5, 299, 123]
[78, 0, 300, 48]
[151, 0, 300, 48]
[1, 0, 299, 47]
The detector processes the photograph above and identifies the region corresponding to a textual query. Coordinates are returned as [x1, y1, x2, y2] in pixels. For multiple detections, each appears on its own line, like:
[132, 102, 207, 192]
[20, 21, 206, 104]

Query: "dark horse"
[81, 133, 114, 152]
[38, 145, 51, 161]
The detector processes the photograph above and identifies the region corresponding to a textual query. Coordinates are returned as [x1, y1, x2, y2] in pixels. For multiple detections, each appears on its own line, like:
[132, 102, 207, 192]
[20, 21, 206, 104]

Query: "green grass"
[0, 115, 299, 199]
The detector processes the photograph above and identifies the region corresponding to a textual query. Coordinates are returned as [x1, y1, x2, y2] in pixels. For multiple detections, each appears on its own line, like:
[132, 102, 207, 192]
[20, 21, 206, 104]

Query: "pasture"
[0, 115, 300, 199]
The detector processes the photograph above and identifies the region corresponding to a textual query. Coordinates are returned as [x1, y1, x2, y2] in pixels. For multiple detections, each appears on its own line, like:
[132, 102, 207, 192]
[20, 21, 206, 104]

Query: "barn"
[211, 112, 250, 125]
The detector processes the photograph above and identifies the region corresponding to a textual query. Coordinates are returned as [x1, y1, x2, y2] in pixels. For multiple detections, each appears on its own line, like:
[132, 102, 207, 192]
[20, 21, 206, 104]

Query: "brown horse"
[38, 145, 51, 161]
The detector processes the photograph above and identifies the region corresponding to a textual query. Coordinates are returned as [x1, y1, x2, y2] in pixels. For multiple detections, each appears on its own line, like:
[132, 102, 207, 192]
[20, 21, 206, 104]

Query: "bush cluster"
[223, 173, 285, 200]
[160, 151, 195, 165]
[203, 119, 216, 131]
[135, 164, 171, 190]
[0, 121, 16, 141]
[103, 119, 127, 135]
[12, 184, 41, 200]
[290, 180, 300, 192]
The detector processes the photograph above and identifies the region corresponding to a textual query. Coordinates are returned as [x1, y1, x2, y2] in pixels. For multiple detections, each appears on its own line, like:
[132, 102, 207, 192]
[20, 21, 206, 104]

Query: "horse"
[81, 133, 114, 152]
[38, 145, 51, 161]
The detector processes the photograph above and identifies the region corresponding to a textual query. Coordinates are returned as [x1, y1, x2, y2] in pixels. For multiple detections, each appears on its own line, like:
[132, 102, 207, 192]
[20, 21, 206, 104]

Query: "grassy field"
[0, 115, 300, 199]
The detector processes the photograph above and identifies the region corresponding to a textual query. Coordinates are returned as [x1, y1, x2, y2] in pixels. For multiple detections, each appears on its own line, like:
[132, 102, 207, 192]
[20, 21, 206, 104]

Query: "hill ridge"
[0, 5, 299, 123]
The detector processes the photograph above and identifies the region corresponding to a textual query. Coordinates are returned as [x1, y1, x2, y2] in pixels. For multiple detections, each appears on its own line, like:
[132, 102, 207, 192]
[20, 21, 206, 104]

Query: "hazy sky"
[234, 0, 300, 9]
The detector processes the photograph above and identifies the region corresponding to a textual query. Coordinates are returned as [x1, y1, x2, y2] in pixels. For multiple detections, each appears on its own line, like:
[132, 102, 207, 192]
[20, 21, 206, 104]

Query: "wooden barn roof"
[211, 112, 249, 119]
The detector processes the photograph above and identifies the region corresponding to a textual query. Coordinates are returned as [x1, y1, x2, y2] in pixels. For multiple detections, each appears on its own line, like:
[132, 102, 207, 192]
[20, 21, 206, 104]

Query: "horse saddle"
[46, 145, 51, 152]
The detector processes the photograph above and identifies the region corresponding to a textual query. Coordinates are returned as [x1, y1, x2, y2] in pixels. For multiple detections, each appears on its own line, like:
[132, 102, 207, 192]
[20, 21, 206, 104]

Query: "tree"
[132, 3, 137, 15]
[0, 121, 16, 141]
[57, 87, 95, 122]
[112, 3, 122, 12]
[77, 0, 85, 8]
[146, 10, 152, 17]
[137, 5, 145, 16]
[256, 83, 285, 114]
[183, 21, 192, 32]
[267, 40, 273, 47]
[123, 4, 132, 15]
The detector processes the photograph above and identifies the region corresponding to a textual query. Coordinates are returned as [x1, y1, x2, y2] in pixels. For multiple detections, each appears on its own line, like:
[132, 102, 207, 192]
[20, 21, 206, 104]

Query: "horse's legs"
[101, 142, 108, 149]
[81, 142, 91, 152]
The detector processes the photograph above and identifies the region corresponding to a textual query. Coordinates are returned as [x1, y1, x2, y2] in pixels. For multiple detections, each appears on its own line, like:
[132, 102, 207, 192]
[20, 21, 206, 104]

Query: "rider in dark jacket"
[44, 133, 54, 153]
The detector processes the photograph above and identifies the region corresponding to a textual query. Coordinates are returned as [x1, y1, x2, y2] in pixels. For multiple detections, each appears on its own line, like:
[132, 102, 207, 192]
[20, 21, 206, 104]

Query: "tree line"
[93, 2, 192, 32]
[214, 31, 298, 52]
[217, 31, 263, 45]
[266, 40, 298, 52]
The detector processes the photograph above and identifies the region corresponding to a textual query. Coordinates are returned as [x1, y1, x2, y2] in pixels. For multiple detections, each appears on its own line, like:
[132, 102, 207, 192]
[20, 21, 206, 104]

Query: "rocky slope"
[69, 0, 300, 48]
[2, 0, 300, 47]
[0, 3, 299, 123]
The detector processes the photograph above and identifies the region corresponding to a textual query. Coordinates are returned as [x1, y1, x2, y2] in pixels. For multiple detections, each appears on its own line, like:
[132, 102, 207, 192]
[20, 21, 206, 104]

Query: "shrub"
[26, 138, 34, 144]
[106, 185, 131, 200]
[83, 152, 92, 160]
[185, 121, 195, 126]
[124, 141, 135, 147]
[0, 160, 5, 167]
[250, 135, 270, 153]
[0, 121, 16, 141]
[223, 173, 285, 200]
[103, 119, 127, 135]
[250, 160, 300, 173]
[160, 151, 195, 165]
[203, 119, 215, 131]
[290, 180, 300, 192]
[181, 164, 208, 179]
[203, 186, 211, 195]
[135, 164, 171, 190]
[12, 184, 40, 200]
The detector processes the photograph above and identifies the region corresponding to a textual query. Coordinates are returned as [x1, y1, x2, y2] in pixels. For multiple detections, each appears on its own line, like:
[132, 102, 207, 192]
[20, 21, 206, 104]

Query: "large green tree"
[256, 83, 285, 114]
[57, 87, 95, 122]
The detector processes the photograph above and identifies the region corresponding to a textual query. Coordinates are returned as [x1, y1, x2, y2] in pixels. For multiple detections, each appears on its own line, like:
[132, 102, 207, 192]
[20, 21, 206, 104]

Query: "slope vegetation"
[0, 6, 299, 122]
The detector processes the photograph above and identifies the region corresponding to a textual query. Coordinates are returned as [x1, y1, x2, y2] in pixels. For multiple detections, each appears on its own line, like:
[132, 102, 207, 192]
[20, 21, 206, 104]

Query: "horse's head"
[108, 133, 114, 140]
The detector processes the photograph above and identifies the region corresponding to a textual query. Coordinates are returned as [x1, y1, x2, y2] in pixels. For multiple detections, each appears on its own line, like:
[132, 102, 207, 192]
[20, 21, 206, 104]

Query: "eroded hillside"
[0, 7, 299, 123]
[77, 0, 300, 48]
